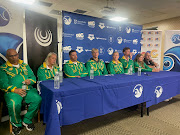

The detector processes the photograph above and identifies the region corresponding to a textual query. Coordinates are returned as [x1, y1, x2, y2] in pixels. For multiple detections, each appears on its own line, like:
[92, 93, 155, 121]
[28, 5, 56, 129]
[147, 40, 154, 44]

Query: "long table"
[40, 71, 180, 135]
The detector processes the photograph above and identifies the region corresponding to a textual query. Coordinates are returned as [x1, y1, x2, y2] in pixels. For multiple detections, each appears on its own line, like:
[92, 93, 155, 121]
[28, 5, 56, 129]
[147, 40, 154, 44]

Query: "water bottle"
[59, 70, 63, 83]
[90, 67, 94, 79]
[129, 65, 133, 75]
[138, 66, 141, 76]
[22, 84, 27, 97]
[54, 72, 60, 89]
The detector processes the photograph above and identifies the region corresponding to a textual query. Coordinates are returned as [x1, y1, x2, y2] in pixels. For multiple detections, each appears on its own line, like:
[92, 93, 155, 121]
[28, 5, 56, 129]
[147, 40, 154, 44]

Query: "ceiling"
[24, 0, 180, 25]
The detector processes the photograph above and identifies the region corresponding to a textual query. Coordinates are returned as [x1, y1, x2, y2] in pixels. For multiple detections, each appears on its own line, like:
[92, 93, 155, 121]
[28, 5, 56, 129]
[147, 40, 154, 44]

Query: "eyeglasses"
[8, 54, 18, 58]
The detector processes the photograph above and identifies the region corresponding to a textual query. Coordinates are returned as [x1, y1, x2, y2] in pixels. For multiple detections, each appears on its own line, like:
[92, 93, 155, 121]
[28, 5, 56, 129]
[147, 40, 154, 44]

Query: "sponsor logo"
[88, 21, 95, 28]
[132, 49, 137, 55]
[147, 37, 153, 41]
[147, 43, 153, 47]
[85, 49, 92, 52]
[63, 33, 74, 38]
[88, 34, 95, 41]
[126, 26, 131, 33]
[151, 49, 158, 58]
[108, 36, 114, 44]
[98, 46, 105, 55]
[96, 37, 107, 40]
[76, 33, 84, 40]
[34, 27, 52, 47]
[76, 46, 84, 53]
[124, 39, 132, 43]
[0, 6, 10, 27]
[107, 47, 114, 55]
[155, 37, 160, 41]
[133, 39, 138, 45]
[133, 84, 143, 98]
[106, 25, 116, 29]
[154, 43, 160, 47]
[117, 37, 123, 44]
[115, 49, 122, 54]
[154, 86, 163, 98]
[118, 26, 122, 32]
[74, 19, 86, 25]
[63, 16, 72, 25]
[171, 34, 180, 44]
[99, 22, 105, 29]
[63, 46, 72, 53]
[56, 100, 63, 114]
[132, 29, 140, 33]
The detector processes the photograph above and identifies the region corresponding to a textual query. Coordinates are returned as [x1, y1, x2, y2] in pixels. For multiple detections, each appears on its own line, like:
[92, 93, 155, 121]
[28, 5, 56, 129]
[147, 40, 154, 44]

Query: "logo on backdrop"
[98, 46, 105, 55]
[74, 19, 86, 25]
[88, 34, 95, 41]
[133, 84, 143, 98]
[56, 100, 63, 114]
[63, 46, 72, 53]
[126, 26, 131, 33]
[118, 26, 122, 32]
[171, 34, 180, 44]
[0, 6, 10, 27]
[117, 37, 123, 44]
[132, 49, 137, 55]
[63, 16, 72, 25]
[76, 33, 84, 40]
[34, 27, 52, 47]
[107, 48, 114, 55]
[76, 46, 83, 53]
[88, 21, 95, 28]
[133, 39, 138, 45]
[108, 36, 114, 44]
[99, 22, 105, 29]
[154, 86, 163, 98]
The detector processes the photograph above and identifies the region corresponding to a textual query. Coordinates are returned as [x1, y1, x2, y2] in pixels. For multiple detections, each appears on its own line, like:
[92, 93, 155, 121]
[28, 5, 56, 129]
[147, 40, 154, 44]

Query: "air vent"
[37, 1, 53, 7]
[73, 9, 87, 14]
[49, 10, 61, 15]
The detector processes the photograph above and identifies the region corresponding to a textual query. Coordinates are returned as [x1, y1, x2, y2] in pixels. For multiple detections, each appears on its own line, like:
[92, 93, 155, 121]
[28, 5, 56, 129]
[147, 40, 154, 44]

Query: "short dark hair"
[69, 50, 76, 55]
[123, 47, 130, 52]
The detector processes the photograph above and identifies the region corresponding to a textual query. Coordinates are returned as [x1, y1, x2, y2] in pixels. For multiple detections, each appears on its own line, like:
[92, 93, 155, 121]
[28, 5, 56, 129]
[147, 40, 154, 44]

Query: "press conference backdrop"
[62, 11, 142, 64]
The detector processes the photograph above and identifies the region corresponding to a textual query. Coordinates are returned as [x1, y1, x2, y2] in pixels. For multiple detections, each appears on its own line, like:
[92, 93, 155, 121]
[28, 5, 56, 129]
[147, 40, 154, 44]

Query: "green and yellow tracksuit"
[63, 60, 88, 78]
[119, 56, 135, 74]
[86, 58, 108, 76]
[107, 60, 124, 74]
[0, 60, 42, 127]
[134, 62, 152, 72]
[37, 62, 60, 81]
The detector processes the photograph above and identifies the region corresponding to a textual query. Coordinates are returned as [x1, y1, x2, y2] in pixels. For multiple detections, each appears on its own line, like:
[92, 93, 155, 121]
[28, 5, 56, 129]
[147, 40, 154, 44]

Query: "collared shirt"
[107, 60, 124, 74]
[0, 59, 36, 93]
[86, 58, 108, 76]
[63, 60, 88, 78]
[37, 62, 59, 81]
[119, 56, 135, 73]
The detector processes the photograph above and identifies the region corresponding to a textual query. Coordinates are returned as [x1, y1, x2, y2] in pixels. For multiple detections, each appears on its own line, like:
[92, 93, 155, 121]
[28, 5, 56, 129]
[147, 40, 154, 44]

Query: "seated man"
[144, 52, 159, 68]
[119, 47, 135, 73]
[86, 48, 108, 76]
[107, 51, 124, 74]
[134, 53, 160, 72]
[0, 49, 42, 135]
[64, 50, 88, 78]
[37, 52, 59, 81]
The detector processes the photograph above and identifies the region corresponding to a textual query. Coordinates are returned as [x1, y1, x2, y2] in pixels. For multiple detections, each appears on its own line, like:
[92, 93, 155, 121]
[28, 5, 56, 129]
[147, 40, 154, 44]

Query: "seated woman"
[134, 53, 159, 72]
[107, 51, 124, 74]
[37, 52, 59, 81]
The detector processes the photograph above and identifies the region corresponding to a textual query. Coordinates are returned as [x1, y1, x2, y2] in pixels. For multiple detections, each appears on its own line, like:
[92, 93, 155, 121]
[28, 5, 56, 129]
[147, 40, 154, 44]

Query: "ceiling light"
[10, 0, 35, 5]
[110, 17, 128, 22]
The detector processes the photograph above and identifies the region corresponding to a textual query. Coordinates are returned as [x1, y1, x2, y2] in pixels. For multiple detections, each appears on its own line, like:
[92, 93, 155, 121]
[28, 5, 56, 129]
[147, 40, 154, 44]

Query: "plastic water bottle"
[129, 65, 133, 75]
[22, 84, 27, 97]
[90, 67, 94, 79]
[59, 70, 63, 83]
[138, 66, 141, 76]
[54, 72, 60, 89]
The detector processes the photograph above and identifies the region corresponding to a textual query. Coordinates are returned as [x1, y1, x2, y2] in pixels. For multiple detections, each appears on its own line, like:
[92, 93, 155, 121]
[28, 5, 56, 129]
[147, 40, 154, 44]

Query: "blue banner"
[62, 11, 142, 63]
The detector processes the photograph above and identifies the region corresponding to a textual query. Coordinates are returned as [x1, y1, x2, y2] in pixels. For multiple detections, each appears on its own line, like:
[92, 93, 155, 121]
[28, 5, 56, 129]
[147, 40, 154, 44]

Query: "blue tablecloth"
[40, 71, 180, 135]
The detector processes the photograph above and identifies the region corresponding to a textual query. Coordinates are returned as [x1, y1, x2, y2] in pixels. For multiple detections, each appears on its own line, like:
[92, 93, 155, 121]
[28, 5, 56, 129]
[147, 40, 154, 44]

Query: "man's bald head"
[6, 49, 19, 65]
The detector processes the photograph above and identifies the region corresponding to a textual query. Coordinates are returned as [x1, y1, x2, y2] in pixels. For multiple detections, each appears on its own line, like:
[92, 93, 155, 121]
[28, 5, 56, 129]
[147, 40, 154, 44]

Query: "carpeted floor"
[1, 95, 180, 135]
